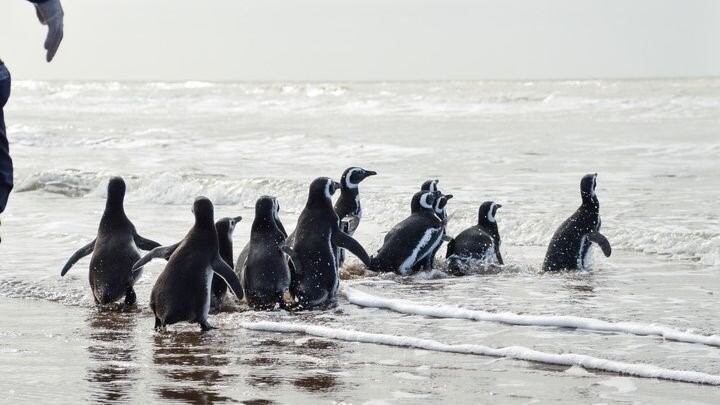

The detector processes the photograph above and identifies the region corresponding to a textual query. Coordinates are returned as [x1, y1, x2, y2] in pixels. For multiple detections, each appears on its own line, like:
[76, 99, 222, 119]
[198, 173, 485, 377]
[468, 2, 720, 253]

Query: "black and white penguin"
[334, 167, 377, 268]
[210, 216, 242, 311]
[240, 196, 292, 310]
[542, 173, 612, 272]
[413, 192, 453, 271]
[370, 191, 444, 275]
[60, 177, 160, 306]
[421, 179, 439, 193]
[446, 201, 504, 274]
[284, 177, 371, 309]
[134, 197, 243, 331]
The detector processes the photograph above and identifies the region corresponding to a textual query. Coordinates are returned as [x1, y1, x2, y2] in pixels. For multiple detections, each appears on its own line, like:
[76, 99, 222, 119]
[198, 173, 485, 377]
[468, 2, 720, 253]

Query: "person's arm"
[28, 0, 64, 62]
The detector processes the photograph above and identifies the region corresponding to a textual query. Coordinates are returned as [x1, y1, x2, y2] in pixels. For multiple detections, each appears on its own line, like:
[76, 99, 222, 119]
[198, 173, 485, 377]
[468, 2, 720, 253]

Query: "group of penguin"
[60, 168, 612, 332]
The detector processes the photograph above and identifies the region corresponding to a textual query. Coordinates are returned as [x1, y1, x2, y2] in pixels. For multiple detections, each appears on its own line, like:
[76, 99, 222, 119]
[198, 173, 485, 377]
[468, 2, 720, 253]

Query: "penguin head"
[580, 173, 599, 205]
[106, 176, 126, 206]
[434, 193, 453, 213]
[255, 195, 278, 218]
[191, 196, 215, 225]
[421, 179, 440, 192]
[411, 190, 439, 213]
[216, 216, 242, 238]
[478, 201, 502, 237]
[341, 167, 377, 190]
[307, 177, 341, 207]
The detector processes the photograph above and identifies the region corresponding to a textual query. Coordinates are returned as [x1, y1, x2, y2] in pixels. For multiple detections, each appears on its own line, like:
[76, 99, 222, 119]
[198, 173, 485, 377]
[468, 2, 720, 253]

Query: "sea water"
[1, 79, 718, 403]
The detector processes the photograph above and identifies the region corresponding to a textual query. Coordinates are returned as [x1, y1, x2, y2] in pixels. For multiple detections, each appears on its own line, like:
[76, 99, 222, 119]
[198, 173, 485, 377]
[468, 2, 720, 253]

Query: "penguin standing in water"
[334, 167, 377, 268]
[234, 200, 287, 281]
[284, 177, 371, 309]
[133, 197, 243, 331]
[210, 216, 242, 312]
[240, 196, 292, 310]
[413, 192, 453, 271]
[60, 177, 160, 306]
[543, 173, 612, 271]
[370, 191, 444, 275]
[446, 201, 504, 274]
[130, 214, 241, 313]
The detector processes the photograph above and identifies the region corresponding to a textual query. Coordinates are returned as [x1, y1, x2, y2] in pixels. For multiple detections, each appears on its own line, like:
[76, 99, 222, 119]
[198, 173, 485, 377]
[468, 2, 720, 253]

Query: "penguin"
[421, 179, 439, 193]
[60, 177, 160, 306]
[446, 201, 504, 274]
[542, 173, 612, 272]
[413, 192, 453, 271]
[283, 177, 371, 309]
[240, 196, 292, 310]
[333, 167, 377, 268]
[133, 197, 243, 331]
[210, 216, 242, 312]
[234, 197, 287, 280]
[370, 191, 444, 275]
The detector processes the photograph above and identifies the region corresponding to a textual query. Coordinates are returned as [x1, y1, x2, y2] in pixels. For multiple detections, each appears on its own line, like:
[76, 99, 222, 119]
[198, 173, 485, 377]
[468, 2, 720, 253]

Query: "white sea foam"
[240, 321, 720, 385]
[343, 286, 720, 348]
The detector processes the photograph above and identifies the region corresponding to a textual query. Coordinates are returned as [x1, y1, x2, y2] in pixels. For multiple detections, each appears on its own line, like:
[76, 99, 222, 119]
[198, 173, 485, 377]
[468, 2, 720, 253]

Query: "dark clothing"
[0, 0, 53, 212]
[0, 62, 12, 213]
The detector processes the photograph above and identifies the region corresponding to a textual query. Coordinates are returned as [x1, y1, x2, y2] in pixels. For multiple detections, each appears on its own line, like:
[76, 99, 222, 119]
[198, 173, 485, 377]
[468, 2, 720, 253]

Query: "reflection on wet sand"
[292, 374, 338, 393]
[152, 331, 237, 403]
[86, 309, 139, 403]
[242, 335, 345, 395]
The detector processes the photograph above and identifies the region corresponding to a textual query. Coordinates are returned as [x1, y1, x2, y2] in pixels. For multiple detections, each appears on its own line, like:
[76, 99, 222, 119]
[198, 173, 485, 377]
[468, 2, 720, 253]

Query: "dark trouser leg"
[0, 63, 13, 214]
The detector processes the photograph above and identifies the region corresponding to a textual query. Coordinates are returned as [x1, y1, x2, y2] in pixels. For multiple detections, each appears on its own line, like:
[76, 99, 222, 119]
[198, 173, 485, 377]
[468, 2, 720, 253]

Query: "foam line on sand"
[240, 321, 720, 385]
[342, 286, 720, 348]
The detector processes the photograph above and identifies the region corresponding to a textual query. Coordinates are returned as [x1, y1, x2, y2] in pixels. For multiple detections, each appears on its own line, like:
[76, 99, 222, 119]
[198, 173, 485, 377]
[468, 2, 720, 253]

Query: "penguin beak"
[233, 216, 243, 223]
[496, 204, 502, 209]
[364, 170, 377, 177]
[332, 181, 341, 194]
[445, 194, 454, 200]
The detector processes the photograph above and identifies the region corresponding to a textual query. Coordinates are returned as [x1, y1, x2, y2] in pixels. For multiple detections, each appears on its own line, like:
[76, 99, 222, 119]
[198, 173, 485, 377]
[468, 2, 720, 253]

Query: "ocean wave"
[15, 168, 720, 265]
[145, 81, 217, 90]
[240, 321, 720, 385]
[0, 277, 94, 308]
[15, 169, 309, 208]
[10, 79, 719, 120]
[15, 169, 108, 197]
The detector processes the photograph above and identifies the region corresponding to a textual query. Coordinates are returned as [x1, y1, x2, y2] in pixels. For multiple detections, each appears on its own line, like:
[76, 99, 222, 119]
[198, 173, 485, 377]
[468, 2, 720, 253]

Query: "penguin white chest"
[202, 266, 214, 320]
[577, 235, 591, 269]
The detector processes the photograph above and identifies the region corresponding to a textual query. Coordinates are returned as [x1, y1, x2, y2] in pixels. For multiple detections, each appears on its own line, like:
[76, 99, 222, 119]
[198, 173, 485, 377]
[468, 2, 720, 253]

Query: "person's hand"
[34, 0, 64, 62]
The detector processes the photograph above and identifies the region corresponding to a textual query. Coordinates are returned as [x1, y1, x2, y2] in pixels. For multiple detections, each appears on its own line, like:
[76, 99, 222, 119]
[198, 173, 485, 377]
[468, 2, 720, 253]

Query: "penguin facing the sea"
[60, 177, 160, 306]
[543, 173, 612, 271]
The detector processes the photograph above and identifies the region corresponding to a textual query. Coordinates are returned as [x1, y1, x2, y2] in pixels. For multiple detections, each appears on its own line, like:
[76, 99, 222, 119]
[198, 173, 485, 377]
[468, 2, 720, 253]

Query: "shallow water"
[1, 79, 719, 403]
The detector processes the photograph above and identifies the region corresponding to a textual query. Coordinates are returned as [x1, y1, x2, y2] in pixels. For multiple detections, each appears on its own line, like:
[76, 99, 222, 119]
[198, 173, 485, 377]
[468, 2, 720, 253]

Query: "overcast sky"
[1, 0, 718, 81]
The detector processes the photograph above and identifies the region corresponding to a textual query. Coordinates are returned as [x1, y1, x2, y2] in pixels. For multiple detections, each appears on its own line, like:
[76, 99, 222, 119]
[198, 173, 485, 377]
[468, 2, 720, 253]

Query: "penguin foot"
[124, 287, 137, 307]
[200, 321, 215, 332]
[154, 317, 167, 332]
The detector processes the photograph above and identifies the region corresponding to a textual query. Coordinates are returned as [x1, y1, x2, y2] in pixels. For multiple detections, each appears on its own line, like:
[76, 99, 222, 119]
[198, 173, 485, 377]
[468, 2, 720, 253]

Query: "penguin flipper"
[133, 232, 162, 251]
[332, 230, 371, 267]
[131, 242, 179, 272]
[61, 239, 96, 276]
[211, 254, 244, 300]
[342, 215, 361, 236]
[280, 244, 303, 275]
[588, 232, 612, 257]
